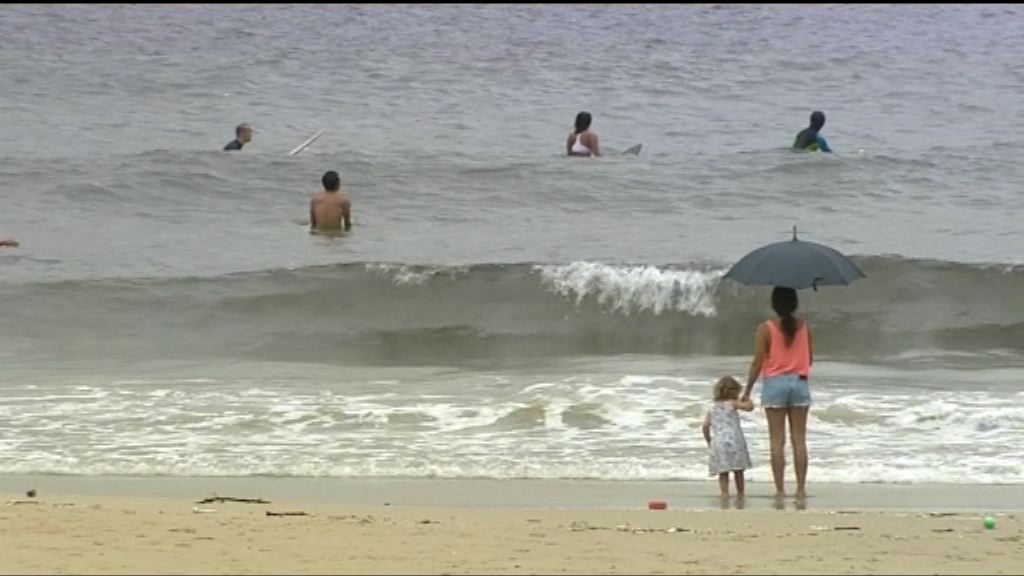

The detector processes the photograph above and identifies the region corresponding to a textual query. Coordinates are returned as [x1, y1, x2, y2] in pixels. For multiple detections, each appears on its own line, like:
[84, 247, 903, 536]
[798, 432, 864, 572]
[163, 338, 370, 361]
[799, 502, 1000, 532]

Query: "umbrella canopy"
[724, 227, 865, 290]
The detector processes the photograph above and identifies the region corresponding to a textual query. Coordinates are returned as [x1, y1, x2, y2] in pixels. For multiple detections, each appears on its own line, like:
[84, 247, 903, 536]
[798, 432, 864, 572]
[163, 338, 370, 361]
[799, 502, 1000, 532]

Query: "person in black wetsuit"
[793, 111, 832, 152]
[224, 123, 253, 151]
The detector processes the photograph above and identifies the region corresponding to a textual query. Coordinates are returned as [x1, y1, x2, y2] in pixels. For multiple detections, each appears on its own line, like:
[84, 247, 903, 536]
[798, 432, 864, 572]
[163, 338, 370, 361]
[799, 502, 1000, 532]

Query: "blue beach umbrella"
[724, 227, 865, 291]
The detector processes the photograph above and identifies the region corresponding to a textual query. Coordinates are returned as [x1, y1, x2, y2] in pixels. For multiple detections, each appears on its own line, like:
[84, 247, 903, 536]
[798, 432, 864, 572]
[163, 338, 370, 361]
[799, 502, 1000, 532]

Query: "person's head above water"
[574, 111, 592, 134]
[236, 123, 253, 143]
[808, 111, 825, 131]
[793, 110, 831, 152]
[322, 170, 341, 193]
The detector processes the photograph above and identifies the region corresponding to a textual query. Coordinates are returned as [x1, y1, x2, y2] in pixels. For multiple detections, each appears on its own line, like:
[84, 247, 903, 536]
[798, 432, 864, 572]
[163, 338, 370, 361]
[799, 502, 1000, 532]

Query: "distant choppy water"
[1, 4, 1023, 483]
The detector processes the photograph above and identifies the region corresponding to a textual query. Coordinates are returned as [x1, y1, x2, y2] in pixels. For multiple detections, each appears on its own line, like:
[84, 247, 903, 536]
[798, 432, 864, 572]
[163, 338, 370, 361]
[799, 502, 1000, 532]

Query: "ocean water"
[1, 4, 1023, 484]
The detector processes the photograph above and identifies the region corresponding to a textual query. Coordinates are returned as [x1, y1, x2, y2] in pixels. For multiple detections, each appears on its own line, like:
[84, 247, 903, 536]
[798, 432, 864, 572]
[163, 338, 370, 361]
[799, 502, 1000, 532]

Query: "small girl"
[702, 376, 755, 498]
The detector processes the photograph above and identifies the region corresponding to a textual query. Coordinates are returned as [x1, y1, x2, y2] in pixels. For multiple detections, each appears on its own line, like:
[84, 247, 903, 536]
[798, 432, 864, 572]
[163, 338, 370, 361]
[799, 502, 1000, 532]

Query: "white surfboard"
[288, 128, 326, 156]
[621, 143, 642, 156]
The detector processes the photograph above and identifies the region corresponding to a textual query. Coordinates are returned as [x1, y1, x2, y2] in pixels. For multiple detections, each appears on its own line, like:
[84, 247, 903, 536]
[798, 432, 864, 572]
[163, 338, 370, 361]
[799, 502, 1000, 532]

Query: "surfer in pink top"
[741, 287, 815, 500]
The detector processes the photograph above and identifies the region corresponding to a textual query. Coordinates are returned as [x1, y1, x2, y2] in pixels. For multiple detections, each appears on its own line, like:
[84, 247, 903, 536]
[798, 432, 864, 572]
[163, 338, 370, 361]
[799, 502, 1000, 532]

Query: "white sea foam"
[2, 369, 1022, 483]
[536, 262, 724, 316]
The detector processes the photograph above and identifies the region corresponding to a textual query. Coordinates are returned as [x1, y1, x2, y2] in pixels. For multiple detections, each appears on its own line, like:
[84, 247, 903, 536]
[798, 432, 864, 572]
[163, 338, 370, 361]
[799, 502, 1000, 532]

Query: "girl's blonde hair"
[713, 376, 742, 401]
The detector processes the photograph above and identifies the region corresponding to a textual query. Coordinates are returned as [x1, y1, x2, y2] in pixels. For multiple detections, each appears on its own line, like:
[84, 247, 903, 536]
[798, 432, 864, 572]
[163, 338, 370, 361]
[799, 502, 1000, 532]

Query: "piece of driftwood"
[196, 497, 270, 504]
[266, 511, 308, 517]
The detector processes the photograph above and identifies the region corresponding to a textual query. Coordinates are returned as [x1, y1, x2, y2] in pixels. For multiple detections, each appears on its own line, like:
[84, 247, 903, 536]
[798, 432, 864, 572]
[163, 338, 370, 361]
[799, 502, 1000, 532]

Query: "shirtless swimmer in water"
[310, 171, 352, 233]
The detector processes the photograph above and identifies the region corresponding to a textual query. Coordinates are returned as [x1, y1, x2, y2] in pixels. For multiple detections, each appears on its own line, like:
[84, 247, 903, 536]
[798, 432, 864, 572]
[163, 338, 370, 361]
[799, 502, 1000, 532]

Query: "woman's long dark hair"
[771, 287, 799, 345]
[574, 111, 592, 134]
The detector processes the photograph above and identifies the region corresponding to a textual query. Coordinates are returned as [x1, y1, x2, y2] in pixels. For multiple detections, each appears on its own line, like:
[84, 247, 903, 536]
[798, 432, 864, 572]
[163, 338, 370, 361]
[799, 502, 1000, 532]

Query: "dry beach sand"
[2, 480, 1022, 575]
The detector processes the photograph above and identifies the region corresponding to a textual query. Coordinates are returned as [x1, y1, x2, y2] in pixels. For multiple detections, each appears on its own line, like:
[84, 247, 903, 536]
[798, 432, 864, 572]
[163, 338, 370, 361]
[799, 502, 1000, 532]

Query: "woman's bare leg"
[765, 408, 788, 497]
[718, 473, 730, 497]
[788, 407, 810, 498]
[734, 470, 746, 497]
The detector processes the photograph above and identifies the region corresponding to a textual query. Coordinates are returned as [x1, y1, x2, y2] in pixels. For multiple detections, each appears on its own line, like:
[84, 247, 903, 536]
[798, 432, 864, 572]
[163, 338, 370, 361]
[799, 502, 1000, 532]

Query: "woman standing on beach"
[741, 287, 814, 500]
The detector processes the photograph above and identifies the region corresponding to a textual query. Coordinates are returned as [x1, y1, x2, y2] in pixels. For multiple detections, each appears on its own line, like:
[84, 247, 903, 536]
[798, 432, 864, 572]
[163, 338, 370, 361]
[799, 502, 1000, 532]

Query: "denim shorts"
[761, 374, 812, 408]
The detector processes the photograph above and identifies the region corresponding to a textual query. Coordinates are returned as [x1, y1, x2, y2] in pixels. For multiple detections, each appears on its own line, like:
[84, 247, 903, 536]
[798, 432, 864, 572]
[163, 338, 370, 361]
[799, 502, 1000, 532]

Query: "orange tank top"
[762, 319, 812, 378]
